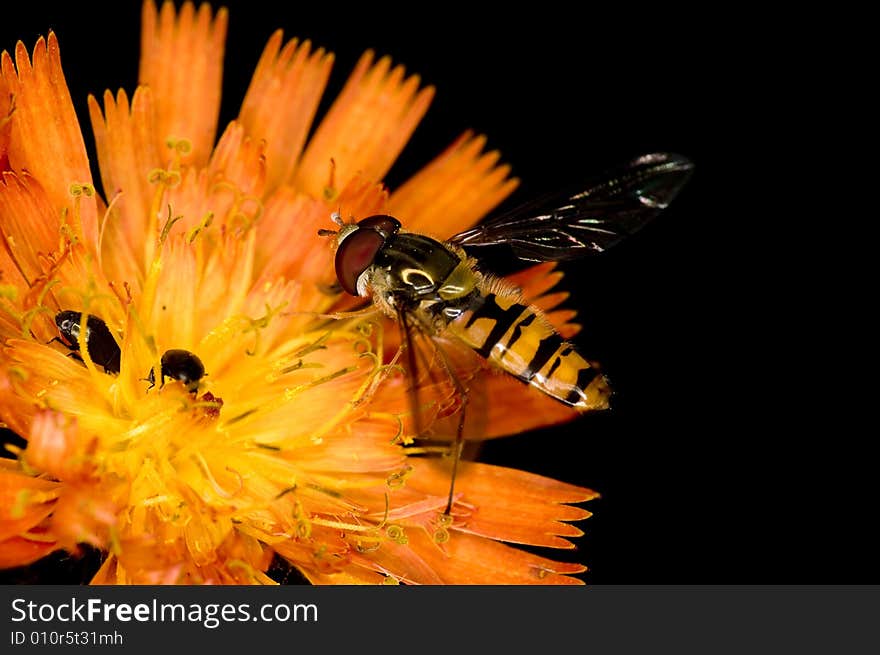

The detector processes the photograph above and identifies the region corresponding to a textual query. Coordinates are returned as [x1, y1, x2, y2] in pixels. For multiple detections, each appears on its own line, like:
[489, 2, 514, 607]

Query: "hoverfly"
[320, 152, 694, 514]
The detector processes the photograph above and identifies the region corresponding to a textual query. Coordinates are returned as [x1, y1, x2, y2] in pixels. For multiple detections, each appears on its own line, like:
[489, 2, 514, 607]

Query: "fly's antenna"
[317, 211, 348, 238]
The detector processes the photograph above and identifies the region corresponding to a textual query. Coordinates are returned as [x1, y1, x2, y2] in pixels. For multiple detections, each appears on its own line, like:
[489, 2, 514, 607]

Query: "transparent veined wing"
[449, 152, 694, 261]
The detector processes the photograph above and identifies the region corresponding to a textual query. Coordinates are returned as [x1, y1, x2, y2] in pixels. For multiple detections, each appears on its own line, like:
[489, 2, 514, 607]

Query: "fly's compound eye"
[357, 214, 401, 238]
[335, 228, 387, 296]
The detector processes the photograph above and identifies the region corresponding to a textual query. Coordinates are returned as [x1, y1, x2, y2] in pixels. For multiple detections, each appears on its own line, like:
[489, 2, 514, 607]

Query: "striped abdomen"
[446, 292, 611, 411]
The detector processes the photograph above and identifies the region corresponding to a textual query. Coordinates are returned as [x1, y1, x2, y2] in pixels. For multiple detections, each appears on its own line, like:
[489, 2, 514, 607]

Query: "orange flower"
[0, 0, 597, 584]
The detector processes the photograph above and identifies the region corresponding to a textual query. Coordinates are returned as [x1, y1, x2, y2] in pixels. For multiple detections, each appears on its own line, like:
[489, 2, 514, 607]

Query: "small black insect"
[147, 349, 206, 393]
[50, 310, 121, 375]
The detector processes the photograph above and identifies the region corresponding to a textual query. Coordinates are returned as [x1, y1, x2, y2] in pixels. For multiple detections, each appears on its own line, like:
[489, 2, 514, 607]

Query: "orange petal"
[50, 485, 116, 552]
[208, 121, 267, 199]
[0, 367, 37, 436]
[471, 368, 582, 438]
[156, 121, 266, 246]
[254, 177, 388, 312]
[0, 73, 11, 170]
[159, 167, 219, 237]
[0, 464, 60, 542]
[0, 535, 59, 568]
[0, 179, 117, 341]
[388, 131, 519, 238]
[351, 538, 445, 585]
[24, 410, 100, 482]
[294, 51, 434, 199]
[0, 172, 58, 287]
[410, 460, 595, 549]
[239, 31, 334, 194]
[301, 565, 386, 585]
[408, 530, 584, 584]
[0, 34, 98, 248]
[546, 309, 581, 339]
[506, 262, 563, 303]
[142, 236, 199, 349]
[88, 86, 161, 284]
[139, 0, 228, 167]
[254, 186, 324, 283]
[0, 309, 21, 342]
[90, 556, 116, 584]
[504, 262, 581, 337]
[333, 175, 390, 222]
[0, 173, 122, 339]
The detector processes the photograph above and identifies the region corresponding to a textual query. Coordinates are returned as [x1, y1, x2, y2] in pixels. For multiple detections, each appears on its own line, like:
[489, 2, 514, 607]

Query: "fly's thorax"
[372, 233, 461, 294]
[365, 232, 469, 300]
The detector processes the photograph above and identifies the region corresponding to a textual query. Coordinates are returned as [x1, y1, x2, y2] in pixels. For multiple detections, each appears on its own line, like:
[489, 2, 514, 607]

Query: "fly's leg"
[394, 304, 424, 440]
[406, 310, 470, 517]
[391, 293, 469, 517]
[427, 337, 469, 516]
[46, 336, 81, 362]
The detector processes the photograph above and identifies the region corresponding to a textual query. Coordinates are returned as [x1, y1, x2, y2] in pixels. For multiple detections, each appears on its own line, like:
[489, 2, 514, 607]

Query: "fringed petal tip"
[1, 32, 97, 248]
[139, 0, 228, 167]
[389, 130, 519, 238]
[294, 50, 435, 199]
[239, 30, 334, 193]
[403, 460, 597, 552]
[399, 531, 588, 585]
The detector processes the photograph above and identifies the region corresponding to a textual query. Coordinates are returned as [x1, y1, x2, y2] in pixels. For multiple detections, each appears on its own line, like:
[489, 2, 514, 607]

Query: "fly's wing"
[450, 152, 694, 261]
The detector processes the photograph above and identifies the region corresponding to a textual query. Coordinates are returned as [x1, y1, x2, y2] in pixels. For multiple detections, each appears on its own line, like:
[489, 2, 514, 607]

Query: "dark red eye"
[335, 229, 386, 295]
[357, 215, 401, 237]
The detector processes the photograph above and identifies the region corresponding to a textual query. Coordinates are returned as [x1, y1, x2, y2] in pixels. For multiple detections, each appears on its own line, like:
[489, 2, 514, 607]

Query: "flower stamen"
[185, 211, 214, 243]
[385, 524, 408, 545]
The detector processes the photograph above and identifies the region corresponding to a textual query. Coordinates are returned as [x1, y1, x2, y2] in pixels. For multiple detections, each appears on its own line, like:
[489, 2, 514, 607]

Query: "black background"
[1, 2, 871, 585]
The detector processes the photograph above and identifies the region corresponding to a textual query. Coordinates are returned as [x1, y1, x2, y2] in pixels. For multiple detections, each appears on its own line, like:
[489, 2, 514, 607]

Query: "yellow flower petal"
[4, 340, 124, 436]
[139, 0, 228, 167]
[294, 51, 434, 199]
[239, 31, 334, 194]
